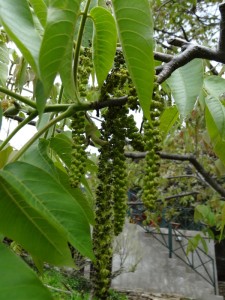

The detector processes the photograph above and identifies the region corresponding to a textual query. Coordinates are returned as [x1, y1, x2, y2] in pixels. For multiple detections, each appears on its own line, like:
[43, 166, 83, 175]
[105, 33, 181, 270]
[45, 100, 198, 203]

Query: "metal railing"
[143, 222, 216, 293]
[127, 198, 217, 294]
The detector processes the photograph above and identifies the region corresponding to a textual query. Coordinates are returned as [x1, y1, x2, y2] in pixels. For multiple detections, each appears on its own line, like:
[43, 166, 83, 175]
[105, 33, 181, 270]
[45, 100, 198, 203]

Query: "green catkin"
[142, 84, 164, 211]
[93, 50, 141, 299]
[110, 106, 128, 236]
[69, 111, 87, 188]
[126, 114, 145, 152]
[77, 47, 93, 98]
[92, 107, 128, 298]
[92, 113, 114, 300]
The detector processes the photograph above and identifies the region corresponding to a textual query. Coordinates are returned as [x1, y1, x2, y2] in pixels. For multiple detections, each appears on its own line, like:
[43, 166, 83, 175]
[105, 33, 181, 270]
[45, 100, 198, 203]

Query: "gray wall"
[111, 222, 218, 299]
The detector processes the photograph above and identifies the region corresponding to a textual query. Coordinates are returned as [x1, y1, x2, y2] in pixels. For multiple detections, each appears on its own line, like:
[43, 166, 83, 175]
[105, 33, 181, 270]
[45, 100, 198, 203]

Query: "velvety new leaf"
[0, 168, 73, 266]
[0, 243, 53, 300]
[112, 0, 154, 121]
[167, 59, 203, 119]
[0, 42, 9, 86]
[90, 6, 117, 87]
[0, 0, 41, 73]
[4, 162, 94, 259]
[39, 0, 82, 106]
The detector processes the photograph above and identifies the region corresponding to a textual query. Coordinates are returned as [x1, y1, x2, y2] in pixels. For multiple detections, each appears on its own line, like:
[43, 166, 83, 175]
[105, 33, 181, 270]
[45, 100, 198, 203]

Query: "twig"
[127, 191, 199, 206]
[125, 151, 225, 197]
[44, 284, 72, 295]
[156, 3, 225, 83]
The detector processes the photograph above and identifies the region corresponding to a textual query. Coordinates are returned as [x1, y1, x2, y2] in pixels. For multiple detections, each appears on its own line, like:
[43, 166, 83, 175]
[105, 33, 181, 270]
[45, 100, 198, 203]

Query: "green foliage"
[0, 0, 41, 72]
[0, 145, 13, 168]
[204, 75, 225, 100]
[159, 106, 179, 142]
[90, 6, 117, 87]
[1, 1, 225, 298]
[206, 96, 225, 140]
[112, 0, 154, 121]
[39, 0, 82, 105]
[187, 233, 208, 255]
[0, 243, 53, 299]
[205, 104, 225, 166]
[29, 0, 48, 27]
[0, 42, 9, 86]
[167, 59, 204, 119]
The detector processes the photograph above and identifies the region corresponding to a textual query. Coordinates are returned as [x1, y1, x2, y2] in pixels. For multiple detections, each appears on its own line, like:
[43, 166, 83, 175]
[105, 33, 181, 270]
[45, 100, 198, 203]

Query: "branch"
[0, 86, 37, 109]
[156, 3, 225, 84]
[44, 285, 72, 295]
[127, 191, 199, 206]
[125, 151, 225, 198]
[44, 96, 128, 113]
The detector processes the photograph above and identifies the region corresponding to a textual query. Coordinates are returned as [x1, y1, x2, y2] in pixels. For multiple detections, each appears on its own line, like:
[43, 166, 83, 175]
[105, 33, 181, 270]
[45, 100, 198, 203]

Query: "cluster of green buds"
[142, 84, 164, 210]
[92, 50, 144, 298]
[92, 104, 128, 298]
[126, 114, 145, 152]
[92, 117, 114, 300]
[100, 50, 139, 110]
[77, 47, 93, 98]
[109, 105, 128, 236]
[69, 111, 87, 188]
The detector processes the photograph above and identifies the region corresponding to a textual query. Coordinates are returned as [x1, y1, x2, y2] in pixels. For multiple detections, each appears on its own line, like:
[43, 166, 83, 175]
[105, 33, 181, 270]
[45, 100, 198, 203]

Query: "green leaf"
[49, 132, 72, 168]
[159, 106, 179, 141]
[204, 75, 225, 100]
[205, 96, 225, 140]
[205, 105, 225, 166]
[39, 0, 82, 103]
[29, 0, 48, 27]
[4, 162, 94, 259]
[194, 204, 215, 227]
[20, 139, 59, 179]
[90, 6, 117, 87]
[56, 168, 95, 225]
[0, 0, 41, 73]
[0, 145, 13, 169]
[59, 38, 77, 101]
[0, 243, 53, 300]
[167, 59, 203, 118]
[74, 0, 98, 47]
[49, 132, 97, 173]
[112, 0, 154, 121]
[0, 104, 2, 130]
[0, 42, 9, 86]
[0, 170, 73, 266]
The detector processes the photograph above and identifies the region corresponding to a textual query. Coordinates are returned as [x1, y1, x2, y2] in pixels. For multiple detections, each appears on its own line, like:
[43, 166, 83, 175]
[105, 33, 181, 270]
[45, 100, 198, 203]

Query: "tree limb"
[125, 151, 225, 198]
[156, 3, 225, 83]
[127, 191, 199, 206]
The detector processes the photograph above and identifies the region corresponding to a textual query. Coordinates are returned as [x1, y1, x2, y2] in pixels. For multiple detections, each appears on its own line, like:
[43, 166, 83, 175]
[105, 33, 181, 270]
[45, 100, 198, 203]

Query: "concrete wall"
[111, 222, 219, 299]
